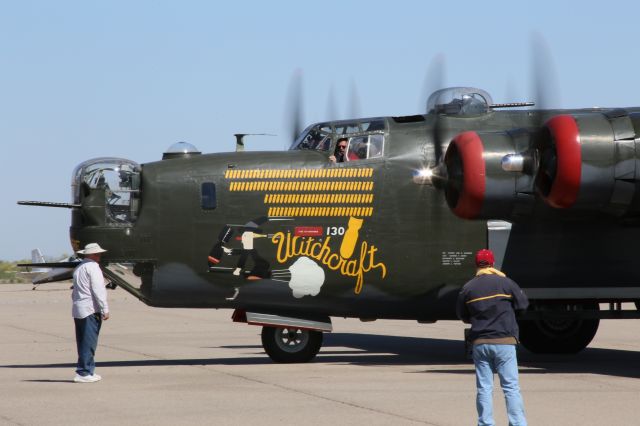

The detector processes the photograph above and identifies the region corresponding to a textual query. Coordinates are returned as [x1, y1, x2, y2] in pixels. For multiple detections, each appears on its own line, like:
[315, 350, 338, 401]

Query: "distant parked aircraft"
[19, 249, 79, 290]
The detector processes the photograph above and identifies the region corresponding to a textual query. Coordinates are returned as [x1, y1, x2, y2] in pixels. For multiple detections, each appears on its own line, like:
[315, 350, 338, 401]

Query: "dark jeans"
[74, 314, 102, 376]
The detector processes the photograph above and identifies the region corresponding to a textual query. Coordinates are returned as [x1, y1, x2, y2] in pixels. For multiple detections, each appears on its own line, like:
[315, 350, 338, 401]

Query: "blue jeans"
[473, 344, 527, 426]
[74, 314, 102, 376]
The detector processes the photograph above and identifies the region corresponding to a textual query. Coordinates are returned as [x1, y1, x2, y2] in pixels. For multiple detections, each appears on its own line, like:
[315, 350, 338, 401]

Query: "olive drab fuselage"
[68, 89, 640, 322]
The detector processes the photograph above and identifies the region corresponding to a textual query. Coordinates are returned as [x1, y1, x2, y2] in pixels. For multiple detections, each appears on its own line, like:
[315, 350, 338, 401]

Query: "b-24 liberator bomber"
[19, 86, 640, 362]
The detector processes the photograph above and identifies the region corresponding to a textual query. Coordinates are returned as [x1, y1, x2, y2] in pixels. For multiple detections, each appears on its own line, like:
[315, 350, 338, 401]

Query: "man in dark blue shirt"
[457, 249, 529, 426]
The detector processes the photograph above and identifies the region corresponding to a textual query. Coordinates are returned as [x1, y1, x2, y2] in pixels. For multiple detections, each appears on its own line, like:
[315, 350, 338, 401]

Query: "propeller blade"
[531, 32, 560, 112]
[325, 83, 339, 121]
[421, 54, 446, 165]
[530, 32, 562, 188]
[433, 115, 444, 165]
[348, 79, 361, 119]
[285, 69, 304, 143]
[420, 53, 446, 113]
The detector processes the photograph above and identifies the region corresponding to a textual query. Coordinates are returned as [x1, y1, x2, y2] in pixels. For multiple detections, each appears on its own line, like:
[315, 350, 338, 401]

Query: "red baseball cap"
[475, 249, 495, 267]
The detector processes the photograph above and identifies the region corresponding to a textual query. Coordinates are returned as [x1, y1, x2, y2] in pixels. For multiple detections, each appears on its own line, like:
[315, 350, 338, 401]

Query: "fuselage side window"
[201, 182, 217, 210]
[346, 136, 368, 161]
[345, 134, 384, 161]
[369, 134, 384, 159]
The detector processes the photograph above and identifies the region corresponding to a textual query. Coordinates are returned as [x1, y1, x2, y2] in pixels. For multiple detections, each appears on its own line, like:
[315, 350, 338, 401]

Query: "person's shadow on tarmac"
[3, 333, 639, 380]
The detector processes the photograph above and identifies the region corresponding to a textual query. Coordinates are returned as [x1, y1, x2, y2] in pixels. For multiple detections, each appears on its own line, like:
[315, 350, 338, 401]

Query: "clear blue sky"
[1, 0, 638, 260]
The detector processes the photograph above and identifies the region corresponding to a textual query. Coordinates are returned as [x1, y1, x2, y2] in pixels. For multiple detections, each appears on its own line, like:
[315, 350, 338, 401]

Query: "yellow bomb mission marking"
[271, 232, 387, 294]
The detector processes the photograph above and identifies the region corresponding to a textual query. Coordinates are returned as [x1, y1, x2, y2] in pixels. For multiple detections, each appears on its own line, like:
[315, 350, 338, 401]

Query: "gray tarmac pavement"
[1, 282, 639, 426]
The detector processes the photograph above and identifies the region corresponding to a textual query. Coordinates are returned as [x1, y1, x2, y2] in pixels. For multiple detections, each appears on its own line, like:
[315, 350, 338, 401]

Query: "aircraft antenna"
[233, 133, 276, 152]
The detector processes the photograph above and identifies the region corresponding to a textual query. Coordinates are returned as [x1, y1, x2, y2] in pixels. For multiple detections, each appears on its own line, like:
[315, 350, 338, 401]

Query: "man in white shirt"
[72, 243, 110, 383]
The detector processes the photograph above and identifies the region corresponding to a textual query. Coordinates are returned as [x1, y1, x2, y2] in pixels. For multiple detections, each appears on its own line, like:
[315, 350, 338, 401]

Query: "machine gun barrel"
[17, 201, 80, 209]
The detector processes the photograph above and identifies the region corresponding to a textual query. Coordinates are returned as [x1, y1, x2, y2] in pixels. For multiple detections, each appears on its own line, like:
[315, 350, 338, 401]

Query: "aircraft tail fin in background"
[28, 249, 49, 274]
[31, 248, 45, 264]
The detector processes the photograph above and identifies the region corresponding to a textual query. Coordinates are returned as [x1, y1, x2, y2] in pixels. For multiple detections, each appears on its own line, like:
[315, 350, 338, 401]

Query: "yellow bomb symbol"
[340, 217, 363, 259]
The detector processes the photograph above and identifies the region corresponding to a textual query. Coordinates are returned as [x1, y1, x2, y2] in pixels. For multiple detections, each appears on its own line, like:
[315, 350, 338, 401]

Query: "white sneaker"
[74, 374, 102, 383]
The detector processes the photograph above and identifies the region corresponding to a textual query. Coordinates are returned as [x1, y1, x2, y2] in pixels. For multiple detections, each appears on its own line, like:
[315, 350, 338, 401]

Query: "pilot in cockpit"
[329, 138, 348, 163]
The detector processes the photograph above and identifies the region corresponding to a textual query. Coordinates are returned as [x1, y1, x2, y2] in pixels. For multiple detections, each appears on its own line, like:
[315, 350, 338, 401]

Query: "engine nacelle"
[444, 129, 535, 220]
[536, 111, 640, 215]
[443, 110, 640, 220]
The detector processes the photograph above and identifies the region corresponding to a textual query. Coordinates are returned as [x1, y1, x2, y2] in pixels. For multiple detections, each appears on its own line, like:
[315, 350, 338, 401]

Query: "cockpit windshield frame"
[289, 118, 386, 152]
[72, 157, 142, 225]
[289, 124, 332, 151]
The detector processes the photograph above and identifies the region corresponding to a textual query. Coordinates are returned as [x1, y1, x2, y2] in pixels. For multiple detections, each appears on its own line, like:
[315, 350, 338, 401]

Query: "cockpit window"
[290, 123, 332, 151]
[345, 134, 384, 161]
[72, 158, 141, 224]
[335, 119, 385, 135]
[346, 123, 360, 133]
[427, 87, 493, 116]
[290, 119, 386, 154]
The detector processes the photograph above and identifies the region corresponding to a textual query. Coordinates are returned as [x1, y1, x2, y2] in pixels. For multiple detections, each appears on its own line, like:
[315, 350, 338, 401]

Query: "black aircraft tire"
[518, 304, 600, 354]
[261, 326, 323, 363]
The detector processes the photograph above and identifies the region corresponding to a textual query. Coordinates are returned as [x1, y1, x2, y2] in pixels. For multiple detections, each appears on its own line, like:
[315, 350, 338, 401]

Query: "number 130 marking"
[326, 226, 345, 236]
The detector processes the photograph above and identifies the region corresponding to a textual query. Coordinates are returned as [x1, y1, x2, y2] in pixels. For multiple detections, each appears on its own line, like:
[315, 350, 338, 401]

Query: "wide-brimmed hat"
[77, 242, 107, 255]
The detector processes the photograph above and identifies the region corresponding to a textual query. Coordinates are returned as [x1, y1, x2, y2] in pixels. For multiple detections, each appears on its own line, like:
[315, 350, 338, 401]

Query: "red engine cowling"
[535, 115, 581, 208]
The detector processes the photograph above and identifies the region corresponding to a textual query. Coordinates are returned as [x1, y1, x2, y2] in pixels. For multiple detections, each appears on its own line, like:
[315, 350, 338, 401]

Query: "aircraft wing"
[17, 259, 81, 285]
[17, 261, 80, 269]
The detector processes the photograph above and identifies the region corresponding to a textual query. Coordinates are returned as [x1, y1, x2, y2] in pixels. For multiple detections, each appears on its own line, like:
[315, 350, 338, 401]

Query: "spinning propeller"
[285, 70, 362, 145]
